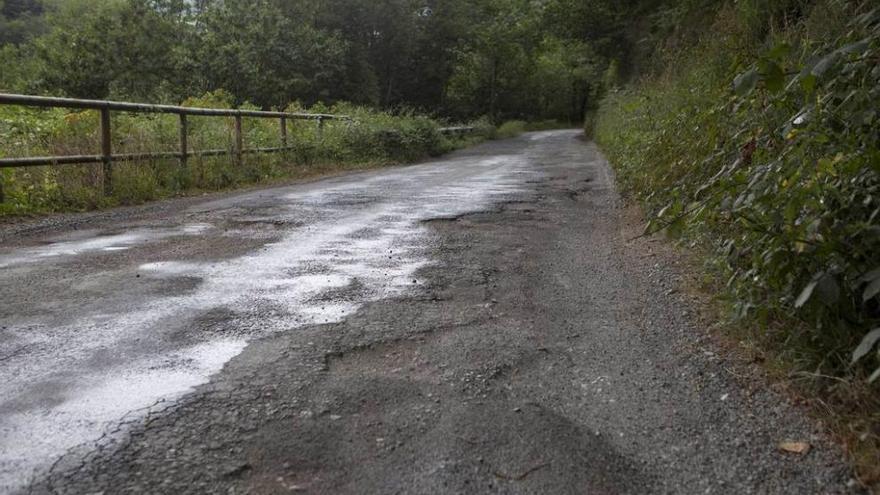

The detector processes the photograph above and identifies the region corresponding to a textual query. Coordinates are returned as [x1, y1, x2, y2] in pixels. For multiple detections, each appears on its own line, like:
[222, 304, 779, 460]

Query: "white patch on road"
[0, 224, 214, 268]
[0, 339, 246, 488]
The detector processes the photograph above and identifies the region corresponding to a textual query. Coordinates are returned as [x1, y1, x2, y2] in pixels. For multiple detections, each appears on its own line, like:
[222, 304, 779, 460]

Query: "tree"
[196, 0, 346, 108]
[35, 0, 125, 99]
[4, 0, 629, 119]
[0, 0, 46, 44]
[1, 0, 43, 19]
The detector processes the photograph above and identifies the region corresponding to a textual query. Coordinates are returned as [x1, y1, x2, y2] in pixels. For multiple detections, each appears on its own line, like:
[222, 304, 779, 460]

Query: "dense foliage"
[0, 0, 633, 122]
[596, 0, 880, 482]
[599, 0, 880, 380]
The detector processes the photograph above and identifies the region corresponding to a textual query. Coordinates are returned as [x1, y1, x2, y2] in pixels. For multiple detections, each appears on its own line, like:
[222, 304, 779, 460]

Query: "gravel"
[9, 131, 856, 494]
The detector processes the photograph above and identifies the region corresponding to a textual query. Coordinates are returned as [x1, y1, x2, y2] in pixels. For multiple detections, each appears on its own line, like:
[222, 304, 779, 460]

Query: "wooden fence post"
[179, 113, 188, 169]
[280, 116, 288, 148]
[100, 107, 112, 196]
[234, 114, 243, 166]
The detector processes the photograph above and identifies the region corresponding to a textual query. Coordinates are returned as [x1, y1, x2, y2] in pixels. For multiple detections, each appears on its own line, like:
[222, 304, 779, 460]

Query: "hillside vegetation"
[595, 0, 880, 483]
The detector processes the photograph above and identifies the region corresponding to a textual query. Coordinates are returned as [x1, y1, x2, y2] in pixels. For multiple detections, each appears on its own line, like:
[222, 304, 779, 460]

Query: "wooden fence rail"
[0, 93, 348, 201]
[0, 92, 478, 204]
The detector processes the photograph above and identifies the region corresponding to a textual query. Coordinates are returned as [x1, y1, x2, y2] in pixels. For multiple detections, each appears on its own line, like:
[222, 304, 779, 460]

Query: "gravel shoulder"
[24, 133, 854, 494]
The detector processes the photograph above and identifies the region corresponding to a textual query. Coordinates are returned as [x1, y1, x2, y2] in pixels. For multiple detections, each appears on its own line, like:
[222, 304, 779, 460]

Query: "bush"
[494, 120, 527, 139]
[596, 4, 880, 482]
[596, 1, 880, 380]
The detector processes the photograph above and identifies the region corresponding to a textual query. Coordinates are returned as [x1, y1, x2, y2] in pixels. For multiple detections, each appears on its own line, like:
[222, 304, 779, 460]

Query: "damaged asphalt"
[0, 131, 856, 494]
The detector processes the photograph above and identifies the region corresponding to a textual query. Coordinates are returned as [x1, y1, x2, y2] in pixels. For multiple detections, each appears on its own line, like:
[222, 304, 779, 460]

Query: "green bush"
[494, 120, 527, 139]
[596, 1, 880, 381]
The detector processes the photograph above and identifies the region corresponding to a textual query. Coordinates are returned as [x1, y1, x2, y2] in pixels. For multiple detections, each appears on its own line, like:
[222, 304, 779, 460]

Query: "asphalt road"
[0, 131, 855, 494]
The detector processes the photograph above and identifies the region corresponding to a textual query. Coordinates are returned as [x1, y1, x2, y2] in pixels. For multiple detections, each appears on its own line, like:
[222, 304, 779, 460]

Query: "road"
[0, 131, 854, 494]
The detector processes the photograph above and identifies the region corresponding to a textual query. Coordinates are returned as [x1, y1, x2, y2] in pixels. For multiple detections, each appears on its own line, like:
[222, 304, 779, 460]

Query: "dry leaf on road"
[778, 442, 812, 455]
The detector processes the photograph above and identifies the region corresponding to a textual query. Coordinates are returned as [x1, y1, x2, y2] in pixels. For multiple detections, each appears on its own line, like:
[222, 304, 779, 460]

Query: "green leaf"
[760, 60, 785, 93]
[734, 68, 759, 96]
[800, 74, 816, 94]
[795, 279, 819, 308]
[852, 328, 880, 364]
[766, 42, 792, 61]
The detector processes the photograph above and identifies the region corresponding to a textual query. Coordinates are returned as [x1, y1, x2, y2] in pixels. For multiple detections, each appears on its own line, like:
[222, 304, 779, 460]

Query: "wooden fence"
[0, 93, 476, 204]
[0, 93, 349, 202]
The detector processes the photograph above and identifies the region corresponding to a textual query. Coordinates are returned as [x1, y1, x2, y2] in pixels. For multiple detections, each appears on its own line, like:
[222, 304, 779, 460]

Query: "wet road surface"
[0, 131, 855, 493]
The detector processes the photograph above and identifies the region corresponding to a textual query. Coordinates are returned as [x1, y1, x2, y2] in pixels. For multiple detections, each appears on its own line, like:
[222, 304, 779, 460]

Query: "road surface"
[0, 131, 854, 493]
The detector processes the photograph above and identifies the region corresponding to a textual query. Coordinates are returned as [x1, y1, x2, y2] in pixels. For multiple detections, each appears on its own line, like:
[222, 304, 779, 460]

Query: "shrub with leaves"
[597, 4, 880, 381]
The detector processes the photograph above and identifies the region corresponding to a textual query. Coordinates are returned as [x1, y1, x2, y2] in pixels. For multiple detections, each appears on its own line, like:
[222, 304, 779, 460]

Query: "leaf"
[817, 157, 837, 177]
[852, 328, 880, 365]
[758, 59, 785, 93]
[870, 367, 880, 384]
[864, 277, 880, 302]
[811, 52, 841, 77]
[657, 204, 672, 218]
[778, 441, 811, 455]
[838, 39, 870, 56]
[795, 279, 819, 308]
[800, 74, 816, 95]
[734, 68, 759, 96]
[766, 42, 792, 61]
[858, 268, 880, 284]
[855, 8, 879, 27]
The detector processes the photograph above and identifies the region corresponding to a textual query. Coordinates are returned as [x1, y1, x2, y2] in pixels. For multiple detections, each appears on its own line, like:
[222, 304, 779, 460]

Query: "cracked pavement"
[0, 131, 856, 494]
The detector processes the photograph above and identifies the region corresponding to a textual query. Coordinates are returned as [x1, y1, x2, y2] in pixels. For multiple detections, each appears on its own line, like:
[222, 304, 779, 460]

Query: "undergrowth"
[595, 0, 880, 486]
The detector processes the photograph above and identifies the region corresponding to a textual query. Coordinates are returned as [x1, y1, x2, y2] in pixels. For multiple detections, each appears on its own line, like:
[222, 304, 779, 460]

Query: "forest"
[1, 0, 879, 484]
[0, 0, 628, 122]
